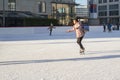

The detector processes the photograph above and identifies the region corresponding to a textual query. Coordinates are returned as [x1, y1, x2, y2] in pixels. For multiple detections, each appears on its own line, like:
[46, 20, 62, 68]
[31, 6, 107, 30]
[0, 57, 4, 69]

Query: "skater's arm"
[66, 27, 75, 32]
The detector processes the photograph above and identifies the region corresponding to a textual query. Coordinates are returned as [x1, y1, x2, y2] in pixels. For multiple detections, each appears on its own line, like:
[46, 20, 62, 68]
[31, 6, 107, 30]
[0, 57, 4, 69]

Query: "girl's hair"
[73, 17, 79, 22]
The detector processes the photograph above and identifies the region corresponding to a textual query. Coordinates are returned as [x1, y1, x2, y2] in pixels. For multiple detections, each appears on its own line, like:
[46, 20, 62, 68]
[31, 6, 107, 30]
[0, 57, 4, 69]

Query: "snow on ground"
[0, 26, 120, 80]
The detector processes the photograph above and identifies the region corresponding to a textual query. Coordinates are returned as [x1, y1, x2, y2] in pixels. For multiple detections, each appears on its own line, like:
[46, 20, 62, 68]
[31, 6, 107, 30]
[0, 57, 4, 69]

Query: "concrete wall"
[0, 0, 8, 10]
[0, 0, 74, 14]
[16, 0, 52, 15]
[88, 18, 100, 25]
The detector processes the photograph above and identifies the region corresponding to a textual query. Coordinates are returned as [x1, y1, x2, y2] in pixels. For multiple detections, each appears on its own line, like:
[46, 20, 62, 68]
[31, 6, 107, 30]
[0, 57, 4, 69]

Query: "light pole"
[3, 0, 5, 27]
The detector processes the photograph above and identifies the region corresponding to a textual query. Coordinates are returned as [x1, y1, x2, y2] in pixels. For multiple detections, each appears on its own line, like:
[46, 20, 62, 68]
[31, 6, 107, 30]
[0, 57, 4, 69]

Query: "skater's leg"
[103, 26, 106, 32]
[50, 30, 52, 36]
[77, 37, 84, 50]
[77, 36, 85, 53]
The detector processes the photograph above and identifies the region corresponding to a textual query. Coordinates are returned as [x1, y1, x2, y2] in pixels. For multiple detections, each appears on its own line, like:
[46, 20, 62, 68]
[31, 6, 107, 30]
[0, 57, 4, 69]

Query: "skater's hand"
[66, 29, 74, 32]
[66, 30, 70, 32]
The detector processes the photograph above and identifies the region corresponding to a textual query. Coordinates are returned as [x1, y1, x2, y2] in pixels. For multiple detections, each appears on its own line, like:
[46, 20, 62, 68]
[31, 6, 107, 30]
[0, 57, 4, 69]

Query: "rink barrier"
[0, 27, 49, 35]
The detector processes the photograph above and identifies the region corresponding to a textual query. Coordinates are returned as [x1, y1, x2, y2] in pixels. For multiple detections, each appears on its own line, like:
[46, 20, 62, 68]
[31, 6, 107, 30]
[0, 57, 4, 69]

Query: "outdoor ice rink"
[0, 26, 120, 80]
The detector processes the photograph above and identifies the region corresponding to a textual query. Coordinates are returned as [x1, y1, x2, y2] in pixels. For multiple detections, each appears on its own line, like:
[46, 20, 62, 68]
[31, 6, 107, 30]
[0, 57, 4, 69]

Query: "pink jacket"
[73, 22, 85, 38]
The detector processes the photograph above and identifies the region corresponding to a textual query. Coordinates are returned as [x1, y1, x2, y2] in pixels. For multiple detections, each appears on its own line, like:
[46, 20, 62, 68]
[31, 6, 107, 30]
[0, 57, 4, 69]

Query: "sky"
[76, 0, 87, 5]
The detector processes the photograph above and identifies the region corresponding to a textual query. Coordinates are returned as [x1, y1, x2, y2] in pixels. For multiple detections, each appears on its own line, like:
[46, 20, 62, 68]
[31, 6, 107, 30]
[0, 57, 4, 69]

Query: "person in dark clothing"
[116, 23, 119, 30]
[48, 23, 54, 36]
[107, 23, 112, 32]
[103, 23, 106, 32]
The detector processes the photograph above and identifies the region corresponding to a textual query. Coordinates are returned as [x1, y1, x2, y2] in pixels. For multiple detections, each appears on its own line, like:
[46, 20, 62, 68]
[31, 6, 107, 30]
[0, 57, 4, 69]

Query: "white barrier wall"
[0, 27, 48, 35]
[0, 26, 74, 41]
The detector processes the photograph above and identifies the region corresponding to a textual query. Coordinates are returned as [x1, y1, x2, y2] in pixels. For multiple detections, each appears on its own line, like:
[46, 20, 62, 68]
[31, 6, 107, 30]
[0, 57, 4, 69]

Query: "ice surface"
[0, 26, 120, 80]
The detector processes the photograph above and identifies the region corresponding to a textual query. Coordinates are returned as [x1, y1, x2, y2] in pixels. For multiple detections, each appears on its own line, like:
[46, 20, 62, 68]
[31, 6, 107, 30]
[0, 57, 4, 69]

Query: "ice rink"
[0, 26, 120, 80]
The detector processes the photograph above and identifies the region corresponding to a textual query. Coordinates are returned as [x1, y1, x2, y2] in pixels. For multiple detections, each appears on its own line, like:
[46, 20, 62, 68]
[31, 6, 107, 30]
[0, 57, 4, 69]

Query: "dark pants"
[108, 27, 111, 32]
[49, 29, 52, 36]
[117, 25, 119, 30]
[103, 25, 106, 32]
[77, 36, 84, 50]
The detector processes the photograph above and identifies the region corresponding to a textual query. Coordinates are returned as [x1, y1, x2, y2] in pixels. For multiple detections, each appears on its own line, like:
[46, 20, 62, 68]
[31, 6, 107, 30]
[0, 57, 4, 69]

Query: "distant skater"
[48, 23, 55, 36]
[107, 22, 112, 32]
[116, 23, 119, 30]
[103, 22, 106, 32]
[66, 18, 85, 54]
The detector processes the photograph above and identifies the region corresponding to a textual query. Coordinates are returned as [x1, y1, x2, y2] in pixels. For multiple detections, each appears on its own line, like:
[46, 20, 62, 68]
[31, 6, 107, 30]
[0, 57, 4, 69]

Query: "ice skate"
[79, 49, 85, 55]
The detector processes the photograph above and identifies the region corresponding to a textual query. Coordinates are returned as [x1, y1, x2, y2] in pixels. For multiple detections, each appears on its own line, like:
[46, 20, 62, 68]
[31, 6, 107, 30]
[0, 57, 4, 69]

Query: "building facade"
[76, 5, 88, 18]
[76, 5, 88, 22]
[0, 0, 78, 25]
[88, 0, 120, 25]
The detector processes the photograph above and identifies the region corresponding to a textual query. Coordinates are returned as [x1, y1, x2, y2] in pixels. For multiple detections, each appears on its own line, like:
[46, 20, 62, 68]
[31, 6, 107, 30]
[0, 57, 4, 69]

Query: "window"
[103, 0, 107, 3]
[109, 0, 119, 2]
[8, 0, 16, 11]
[8, 0, 16, 3]
[109, 4, 119, 10]
[98, 0, 107, 3]
[109, 0, 114, 2]
[98, 11, 107, 16]
[115, 0, 119, 1]
[58, 8, 66, 13]
[98, 6, 107, 11]
[70, 7, 73, 13]
[109, 11, 119, 16]
[99, 0, 102, 3]
[38, 1, 46, 13]
[55, 0, 62, 2]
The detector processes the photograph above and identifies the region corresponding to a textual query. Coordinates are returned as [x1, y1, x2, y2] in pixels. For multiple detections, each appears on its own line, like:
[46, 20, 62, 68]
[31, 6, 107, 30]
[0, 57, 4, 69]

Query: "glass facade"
[51, 2, 76, 25]
[8, 0, 16, 11]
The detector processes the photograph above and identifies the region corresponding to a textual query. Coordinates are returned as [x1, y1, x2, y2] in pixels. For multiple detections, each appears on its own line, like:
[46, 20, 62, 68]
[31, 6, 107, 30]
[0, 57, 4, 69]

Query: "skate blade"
[79, 52, 85, 55]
